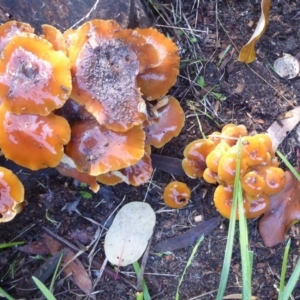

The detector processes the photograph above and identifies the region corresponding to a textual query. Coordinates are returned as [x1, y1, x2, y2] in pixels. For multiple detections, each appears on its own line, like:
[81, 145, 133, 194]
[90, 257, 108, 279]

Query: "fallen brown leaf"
[259, 169, 300, 247]
[238, 0, 271, 63]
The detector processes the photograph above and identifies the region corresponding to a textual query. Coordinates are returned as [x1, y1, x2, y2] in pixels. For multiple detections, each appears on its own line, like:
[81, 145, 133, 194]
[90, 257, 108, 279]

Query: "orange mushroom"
[0, 20, 34, 53]
[241, 135, 267, 166]
[253, 166, 286, 195]
[65, 19, 146, 132]
[0, 167, 25, 223]
[213, 185, 250, 219]
[0, 33, 71, 116]
[244, 193, 270, 219]
[221, 124, 248, 146]
[96, 172, 123, 186]
[241, 171, 266, 196]
[132, 28, 180, 100]
[65, 119, 145, 176]
[217, 146, 248, 184]
[182, 139, 215, 178]
[203, 168, 218, 184]
[0, 106, 71, 170]
[163, 181, 191, 209]
[42, 24, 66, 52]
[97, 150, 153, 186]
[56, 154, 100, 193]
[144, 96, 185, 148]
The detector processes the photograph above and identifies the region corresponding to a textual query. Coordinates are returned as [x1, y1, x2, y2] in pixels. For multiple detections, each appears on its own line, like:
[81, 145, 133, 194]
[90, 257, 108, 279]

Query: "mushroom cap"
[206, 148, 227, 173]
[65, 19, 145, 132]
[42, 24, 66, 52]
[254, 166, 286, 195]
[65, 119, 145, 176]
[203, 168, 218, 184]
[163, 181, 191, 209]
[134, 28, 180, 100]
[0, 106, 71, 170]
[241, 171, 266, 196]
[96, 172, 123, 186]
[217, 146, 248, 184]
[182, 139, 215, 178]
[56, 154, 100, 193]
[214, 185, 250, 219]
[114, 151, 153, 186]
[221, 124, 248, 146]
[145, 96, 185, 148]
[0, 20, 34, 53]
[241, 136, 267, 166]
[0, 166, 25, 223]
[115, 29, 161, 73]
[0, 33, 72, 115]
[244, 193, 270, 219]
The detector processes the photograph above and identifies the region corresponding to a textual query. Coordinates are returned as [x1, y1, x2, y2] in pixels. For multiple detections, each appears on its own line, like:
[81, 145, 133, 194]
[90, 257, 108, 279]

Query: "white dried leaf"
[104, 202, 156, 266]
[273, 53, 300, 79]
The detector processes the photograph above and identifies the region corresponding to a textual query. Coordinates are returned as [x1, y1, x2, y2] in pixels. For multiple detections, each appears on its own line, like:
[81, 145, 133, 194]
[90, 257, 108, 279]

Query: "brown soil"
[1, 1, 300, 299]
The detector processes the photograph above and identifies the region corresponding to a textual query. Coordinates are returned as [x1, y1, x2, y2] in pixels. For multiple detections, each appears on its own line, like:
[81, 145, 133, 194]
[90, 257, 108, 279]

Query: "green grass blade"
[0, 287, 16, 300]
[0, 242, 24, 249]
[49, 251, 63, 293]
[32, 276, 57, 300]
[216, 139, 242, 300]
[175, 235, 204, 300]
[278, 239, 291, 300]
[132, 261, 151, 300]
[282, 249, 300, 300]
[276, 150, 300, 181]
[238, 181, 252, 299]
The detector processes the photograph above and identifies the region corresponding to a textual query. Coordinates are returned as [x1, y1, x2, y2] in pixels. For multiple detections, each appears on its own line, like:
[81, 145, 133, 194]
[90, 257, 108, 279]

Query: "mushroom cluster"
[182, 124, 286, 219]
[0, 19, 184, 222]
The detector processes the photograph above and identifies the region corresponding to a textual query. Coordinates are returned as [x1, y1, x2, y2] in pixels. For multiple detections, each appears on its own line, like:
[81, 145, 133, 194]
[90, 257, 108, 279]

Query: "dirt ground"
[1, 0, 300, 299]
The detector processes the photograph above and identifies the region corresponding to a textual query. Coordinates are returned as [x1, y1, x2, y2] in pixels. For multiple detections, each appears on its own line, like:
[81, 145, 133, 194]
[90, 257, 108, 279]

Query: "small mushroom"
[56, 154, 100, 193]
[42, 24, 66, 52]
[254, 166, 286, 195]
[213, 185, 250, 219]
[241, 171, 266, 196]
[0, 167, 25, 223]
[133, 28, 180, 100]
[163, 181, 191, 209]
[0, 106, 71, 170]
[0, 33, 71, 115]
[241, 135, 267, 166]
[244, 193, 270, 219]
[221, 124, 248, 146]
[144, 96, 185, 148]
[182, 139, 215, 178]
[65, 119, 145, 176]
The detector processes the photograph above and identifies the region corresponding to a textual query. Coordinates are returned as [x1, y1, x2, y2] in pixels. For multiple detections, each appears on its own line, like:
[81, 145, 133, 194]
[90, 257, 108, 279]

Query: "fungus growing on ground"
[0, 106, 71, 170]
[0, 21, 34, 53]
[144, 96, 185, 148]
[163, 181, 191, 209]
[183, 124, 286, 220]
[65, 119, 145, 176]
[65, 19, 146, 132]
[0, 167, 25, 223]
[0, 33, 71, 115]
[182, 139, 215, 178]
[56, 154, 100, 193]
[132, 28, 180, 100]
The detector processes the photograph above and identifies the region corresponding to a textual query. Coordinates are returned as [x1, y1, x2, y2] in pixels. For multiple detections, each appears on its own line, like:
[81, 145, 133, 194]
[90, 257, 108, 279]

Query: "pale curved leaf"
[104, 202, 156, 266]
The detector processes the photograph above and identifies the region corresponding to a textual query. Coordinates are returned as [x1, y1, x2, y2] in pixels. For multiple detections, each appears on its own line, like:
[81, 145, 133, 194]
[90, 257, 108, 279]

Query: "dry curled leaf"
[266, 106, 300, 151]
[259, 169, 300, 247]
[238, 0, 271, 63]
[104, 202, 156, 267]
